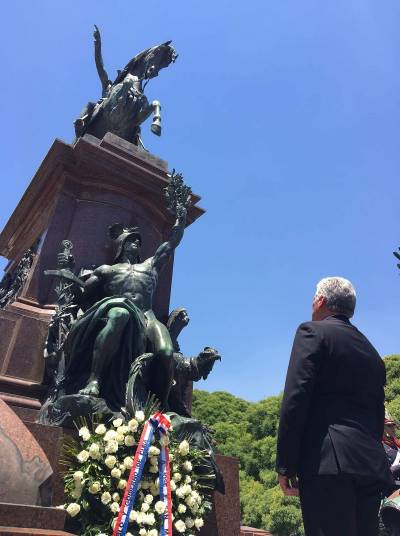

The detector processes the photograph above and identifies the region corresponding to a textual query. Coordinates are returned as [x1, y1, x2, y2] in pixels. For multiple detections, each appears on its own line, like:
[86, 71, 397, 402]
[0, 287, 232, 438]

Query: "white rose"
[173, 473, 182, 482]
[139, 530, 147, 536]
[89, 443, 101, 459]
[185, 495, 196, 508]
[88, 481, 101, 494]
[73, 471, 84, 481]
[105, 455, 117, 468]
[141, 502, 150, 512]
[117, 425, 129, 434]
[149, 446, 160, 456]
[95, 424, 107, 435]
[104, 430, 117, 441]
[160, 435, 169, 447]
[185, 517, 195, 528]
[105, 440, 119, 454]
[137, 512, 146, 524]
[111, 468, 122, 479]
[170, 480, 177, 492]
[178, 440, 190, 456]
[145, 513, 156, 526]
[135, 410, 145, 422]
[110, 502, 120, 514]
[184, 484, 192, 495]
[113, 417, 124, 428]
[154, 500, 166, 514]
[177, 503, 187, 514]
[194, 518, 204, 529]
[101, 491, 112, 504]
[118, 479, 127, 490]
[176, 487, 185, 499]
[185, 476, 191, 484]
[123, 456, 133, 469]
[66, 503, 81, 517]
[125, 435, 135, 447]
[183, 461, 192, 472]
[149, 465, 158, 474]
[78, 426, 91, 441]
[77, 450, 89, 463]
[144, 494, 153, 504]
[129, 510, 138, 522]
[116, 433, 125, 444]
[174, 520, 186, 533]
[148, 530, 159, 536]
[112, 493, 120, 503]
[128, 418, 138, 432]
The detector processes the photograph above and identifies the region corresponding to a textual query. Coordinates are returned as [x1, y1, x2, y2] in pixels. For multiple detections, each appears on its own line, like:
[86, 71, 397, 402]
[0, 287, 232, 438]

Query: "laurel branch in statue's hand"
[164, 169, 192, 218]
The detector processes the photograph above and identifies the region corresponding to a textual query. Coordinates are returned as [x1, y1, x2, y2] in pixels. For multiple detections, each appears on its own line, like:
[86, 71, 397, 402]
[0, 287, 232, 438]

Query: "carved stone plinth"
[0, 133, 204, 415]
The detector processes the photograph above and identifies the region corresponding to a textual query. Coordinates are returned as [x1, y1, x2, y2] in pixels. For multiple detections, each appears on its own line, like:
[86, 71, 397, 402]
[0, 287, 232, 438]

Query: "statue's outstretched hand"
[176, 204, 187, 222]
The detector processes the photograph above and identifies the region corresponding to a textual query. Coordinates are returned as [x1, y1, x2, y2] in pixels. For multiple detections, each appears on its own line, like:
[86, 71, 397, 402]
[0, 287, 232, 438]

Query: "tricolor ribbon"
[112, 412, 172, 536]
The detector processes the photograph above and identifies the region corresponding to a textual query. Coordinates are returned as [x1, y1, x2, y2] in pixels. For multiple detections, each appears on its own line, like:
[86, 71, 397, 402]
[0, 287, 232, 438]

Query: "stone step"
[0, 503, 66, 531]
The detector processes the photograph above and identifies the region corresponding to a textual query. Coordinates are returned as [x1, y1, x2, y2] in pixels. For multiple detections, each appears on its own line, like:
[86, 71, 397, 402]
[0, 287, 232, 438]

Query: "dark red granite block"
[0, 529, 75, 536]
[0, 503, 66, 530]
[0, 527, 76, 536]
[200, 455, 241, 536]
[24, 423, 70, 507]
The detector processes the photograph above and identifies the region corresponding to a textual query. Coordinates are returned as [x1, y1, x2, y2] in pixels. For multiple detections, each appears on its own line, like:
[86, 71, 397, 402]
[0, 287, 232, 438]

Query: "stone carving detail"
[74, 25, 177, 146]
[0, 240, 39, 309]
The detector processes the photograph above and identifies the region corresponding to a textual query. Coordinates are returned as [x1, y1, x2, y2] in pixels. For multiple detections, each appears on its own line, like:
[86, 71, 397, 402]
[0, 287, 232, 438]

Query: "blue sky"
[1, 1, 399, 402]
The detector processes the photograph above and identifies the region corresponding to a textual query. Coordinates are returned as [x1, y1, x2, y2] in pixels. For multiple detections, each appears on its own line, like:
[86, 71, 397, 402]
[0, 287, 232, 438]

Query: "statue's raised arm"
[93, 25, 111, 97]
[152, 171, 192, 272]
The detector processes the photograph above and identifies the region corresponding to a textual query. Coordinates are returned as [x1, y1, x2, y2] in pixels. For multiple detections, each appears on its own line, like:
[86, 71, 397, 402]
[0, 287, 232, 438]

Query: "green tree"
[192, 389, 303, 535]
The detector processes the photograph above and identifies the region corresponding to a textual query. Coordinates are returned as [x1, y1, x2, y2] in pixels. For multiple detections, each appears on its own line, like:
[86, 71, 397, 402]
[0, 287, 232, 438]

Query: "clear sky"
[1, 1, 399, 402]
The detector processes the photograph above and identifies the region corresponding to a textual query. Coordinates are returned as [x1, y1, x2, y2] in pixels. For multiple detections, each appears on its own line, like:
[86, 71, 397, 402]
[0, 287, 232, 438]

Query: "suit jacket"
[276, 315, 393, 488]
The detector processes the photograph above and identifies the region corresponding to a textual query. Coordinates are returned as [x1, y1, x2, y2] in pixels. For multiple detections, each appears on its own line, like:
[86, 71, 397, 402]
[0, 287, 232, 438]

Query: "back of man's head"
[314, 277, 356, 318]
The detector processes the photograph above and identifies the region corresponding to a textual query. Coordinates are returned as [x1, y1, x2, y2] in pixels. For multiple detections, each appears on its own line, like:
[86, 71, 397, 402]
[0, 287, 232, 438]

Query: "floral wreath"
[60, 407, 214, 536]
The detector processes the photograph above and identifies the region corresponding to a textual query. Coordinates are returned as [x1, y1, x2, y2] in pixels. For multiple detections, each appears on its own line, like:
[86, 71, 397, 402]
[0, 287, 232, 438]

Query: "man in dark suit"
[276, 277, 393, 536]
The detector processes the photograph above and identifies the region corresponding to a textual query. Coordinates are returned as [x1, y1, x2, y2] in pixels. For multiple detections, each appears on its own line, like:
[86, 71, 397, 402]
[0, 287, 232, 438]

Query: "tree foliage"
[192, 390, 302, 535]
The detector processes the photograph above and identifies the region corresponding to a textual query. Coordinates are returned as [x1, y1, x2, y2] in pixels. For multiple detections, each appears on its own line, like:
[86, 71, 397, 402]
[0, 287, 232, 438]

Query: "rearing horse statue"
[74, 26, 177, 146]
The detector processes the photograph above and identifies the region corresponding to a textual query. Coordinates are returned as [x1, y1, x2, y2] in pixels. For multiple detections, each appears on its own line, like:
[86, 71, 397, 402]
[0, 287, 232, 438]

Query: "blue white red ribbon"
[112, 412, 172, 536]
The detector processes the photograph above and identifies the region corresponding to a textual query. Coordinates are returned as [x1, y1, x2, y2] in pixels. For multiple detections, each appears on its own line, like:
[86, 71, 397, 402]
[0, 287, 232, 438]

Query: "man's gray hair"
[315, 277, 356, 318]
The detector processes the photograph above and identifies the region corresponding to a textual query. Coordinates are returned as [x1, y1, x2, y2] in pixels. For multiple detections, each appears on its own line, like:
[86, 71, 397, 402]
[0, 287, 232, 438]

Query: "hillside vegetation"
[191, 354, 400, 536]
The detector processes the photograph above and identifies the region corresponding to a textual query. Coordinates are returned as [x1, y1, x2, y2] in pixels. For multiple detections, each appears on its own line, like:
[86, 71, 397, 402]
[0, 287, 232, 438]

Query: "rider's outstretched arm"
[93, 25, 111, 97]
[151, 207, 187, 272]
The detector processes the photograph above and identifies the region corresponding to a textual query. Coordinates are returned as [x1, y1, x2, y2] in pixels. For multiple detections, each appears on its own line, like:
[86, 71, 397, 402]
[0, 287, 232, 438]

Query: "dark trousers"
[299, 474, 382, 536]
